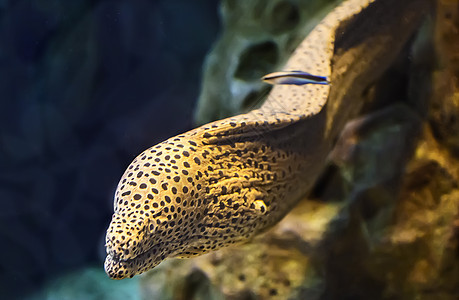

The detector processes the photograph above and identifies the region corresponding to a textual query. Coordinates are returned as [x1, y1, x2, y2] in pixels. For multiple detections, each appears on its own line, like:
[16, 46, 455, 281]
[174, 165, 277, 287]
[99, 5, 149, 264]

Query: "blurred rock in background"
[0, 1, 219, 299]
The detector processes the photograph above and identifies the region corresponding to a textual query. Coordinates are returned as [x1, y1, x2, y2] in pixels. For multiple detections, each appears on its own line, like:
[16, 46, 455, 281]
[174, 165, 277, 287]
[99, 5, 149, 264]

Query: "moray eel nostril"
[104, 0, 430, 279]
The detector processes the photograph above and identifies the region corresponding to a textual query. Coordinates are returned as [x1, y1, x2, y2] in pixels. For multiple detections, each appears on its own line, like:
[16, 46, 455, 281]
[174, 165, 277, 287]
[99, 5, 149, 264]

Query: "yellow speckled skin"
[105, 0, 430, 279]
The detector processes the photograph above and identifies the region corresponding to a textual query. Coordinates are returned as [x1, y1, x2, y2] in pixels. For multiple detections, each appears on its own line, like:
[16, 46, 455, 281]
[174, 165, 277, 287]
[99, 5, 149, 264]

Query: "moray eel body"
[105, 0, 430, 279]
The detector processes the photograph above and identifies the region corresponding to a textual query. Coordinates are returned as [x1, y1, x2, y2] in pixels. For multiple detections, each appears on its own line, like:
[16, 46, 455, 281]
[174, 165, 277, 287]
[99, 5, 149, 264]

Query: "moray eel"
[105, 0, 430, 279]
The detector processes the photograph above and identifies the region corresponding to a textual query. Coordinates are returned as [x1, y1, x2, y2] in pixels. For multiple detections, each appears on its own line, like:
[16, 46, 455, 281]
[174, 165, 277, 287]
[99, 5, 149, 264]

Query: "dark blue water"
[0, 1, 220, 298]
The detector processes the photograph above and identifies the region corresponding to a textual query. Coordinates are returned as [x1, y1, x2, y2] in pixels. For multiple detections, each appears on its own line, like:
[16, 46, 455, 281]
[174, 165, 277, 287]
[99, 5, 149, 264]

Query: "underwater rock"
[429, 0, 459, 155]
[366, 128, 459, 299]
[194, 0, 340, 124]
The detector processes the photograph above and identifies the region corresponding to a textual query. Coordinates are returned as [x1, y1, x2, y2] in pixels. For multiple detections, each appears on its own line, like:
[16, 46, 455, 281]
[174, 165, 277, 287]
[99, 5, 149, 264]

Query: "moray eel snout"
[105, 215, 163, 279]
[104, 140, 194, 279]
[104, 143, 196, 280]
[106, 216, 148, 259]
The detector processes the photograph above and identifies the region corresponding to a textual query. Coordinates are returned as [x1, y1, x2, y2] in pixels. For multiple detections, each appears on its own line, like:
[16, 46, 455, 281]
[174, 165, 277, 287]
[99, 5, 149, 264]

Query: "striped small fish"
[262, 70, 329, 85]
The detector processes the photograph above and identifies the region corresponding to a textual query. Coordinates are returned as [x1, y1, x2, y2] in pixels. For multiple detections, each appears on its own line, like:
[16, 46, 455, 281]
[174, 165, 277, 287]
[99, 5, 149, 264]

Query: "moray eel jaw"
[104, 216, 161, 279]
[104, 242, 168, 279]
[105, 208, 180, 279]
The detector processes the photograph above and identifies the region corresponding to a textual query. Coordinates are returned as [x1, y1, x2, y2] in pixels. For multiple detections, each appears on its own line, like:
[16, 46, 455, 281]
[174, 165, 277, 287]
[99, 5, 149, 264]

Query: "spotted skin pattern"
[105, 0, 429, 279]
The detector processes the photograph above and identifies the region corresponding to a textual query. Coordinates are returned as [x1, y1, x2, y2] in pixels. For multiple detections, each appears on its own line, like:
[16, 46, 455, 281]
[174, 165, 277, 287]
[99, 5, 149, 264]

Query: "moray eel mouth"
[105, 245, 167, 279]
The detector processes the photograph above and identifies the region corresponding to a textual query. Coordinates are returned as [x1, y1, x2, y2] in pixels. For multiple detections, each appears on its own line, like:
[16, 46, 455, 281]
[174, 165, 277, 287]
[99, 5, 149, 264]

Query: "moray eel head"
[104, 130, 275, 279]
[104, 124, 295, 279]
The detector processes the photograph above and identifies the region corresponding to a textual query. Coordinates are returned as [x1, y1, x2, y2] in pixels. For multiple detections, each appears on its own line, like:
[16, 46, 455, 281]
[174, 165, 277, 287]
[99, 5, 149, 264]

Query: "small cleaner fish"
[262, 70, 329, 85]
